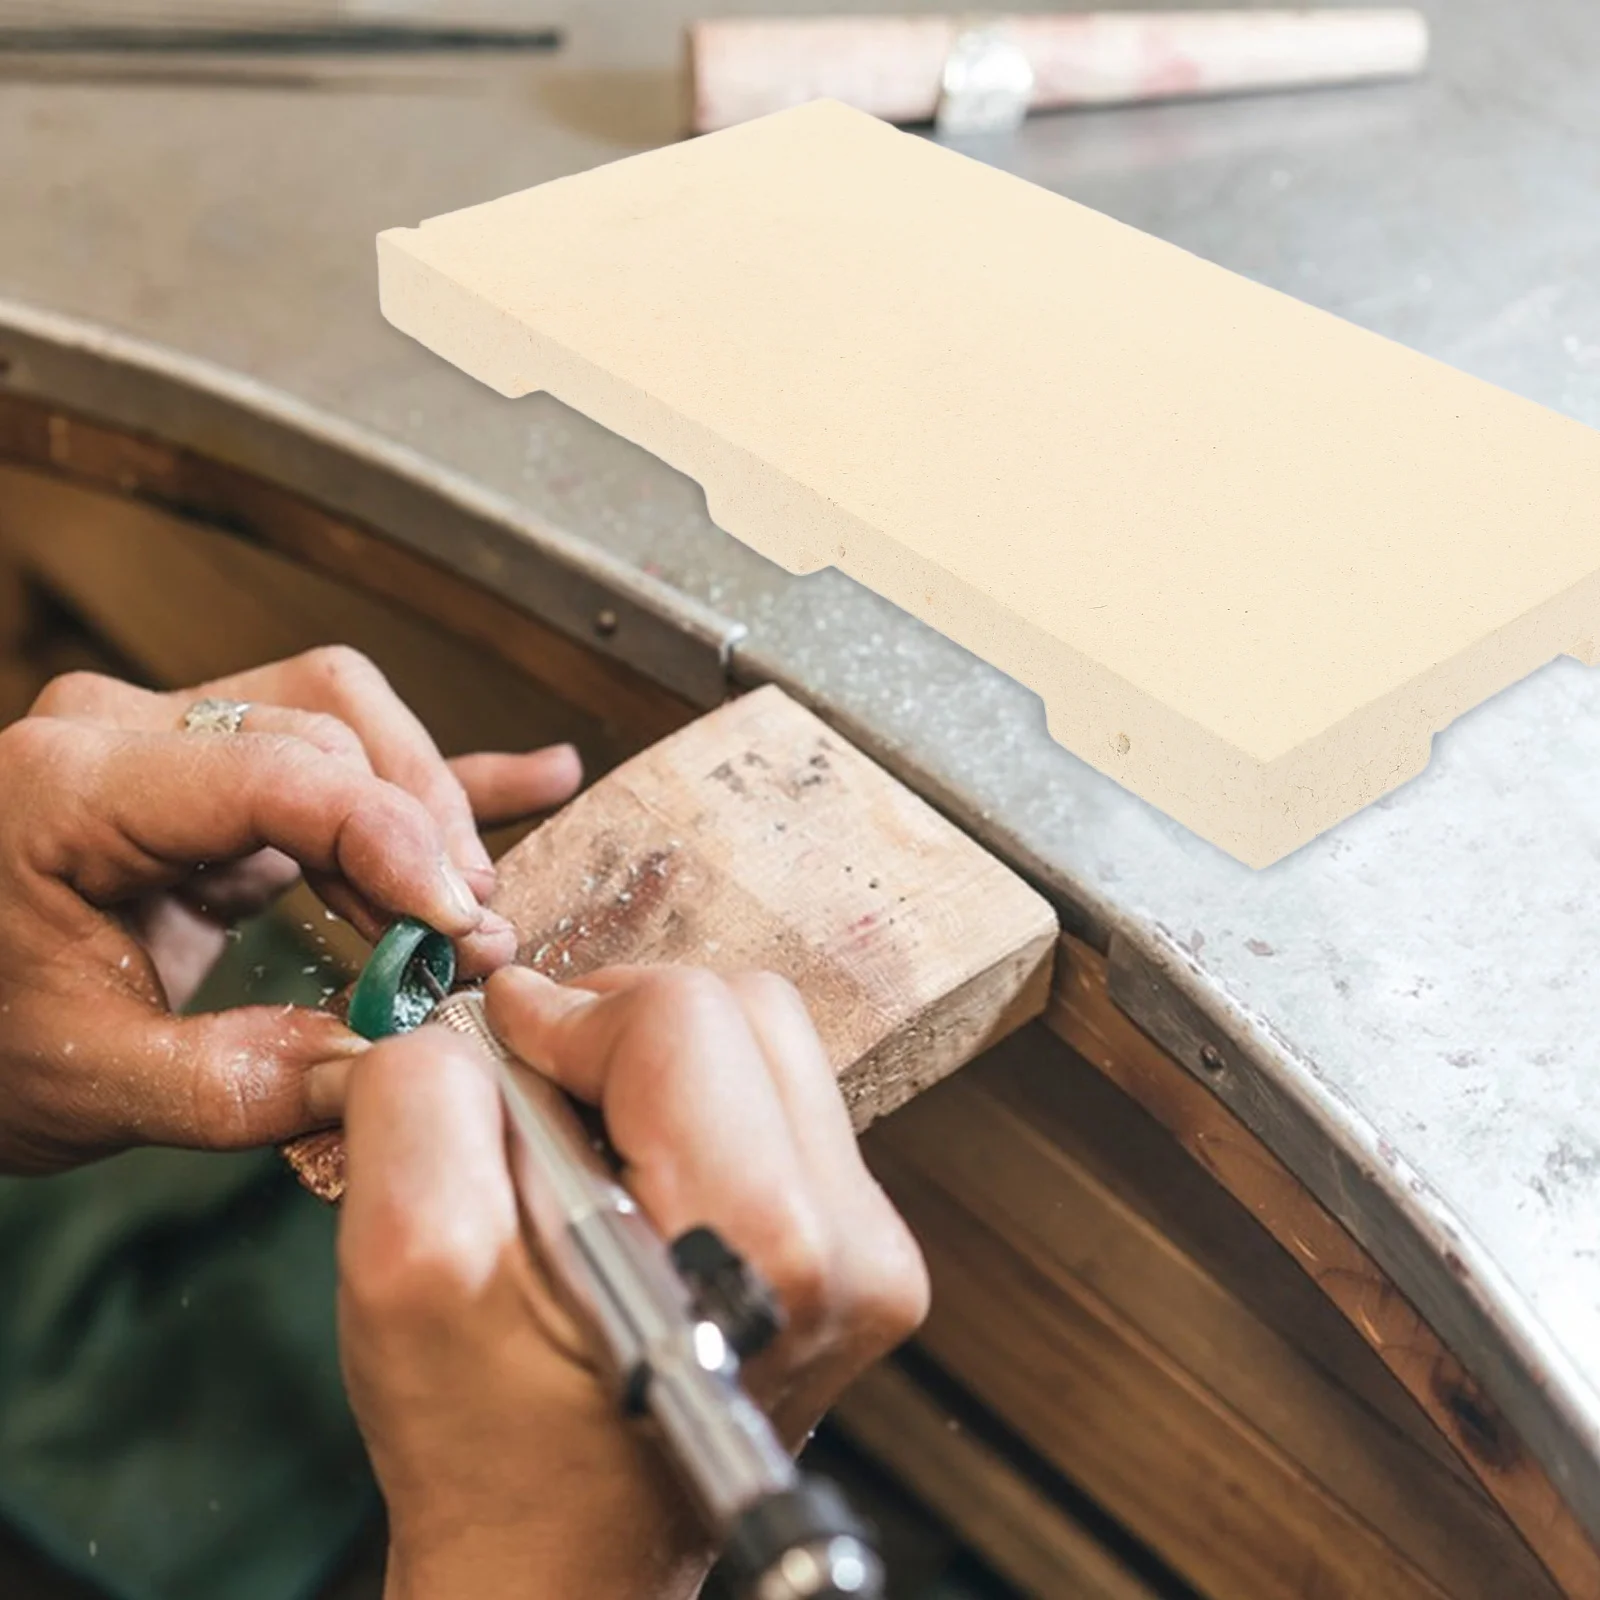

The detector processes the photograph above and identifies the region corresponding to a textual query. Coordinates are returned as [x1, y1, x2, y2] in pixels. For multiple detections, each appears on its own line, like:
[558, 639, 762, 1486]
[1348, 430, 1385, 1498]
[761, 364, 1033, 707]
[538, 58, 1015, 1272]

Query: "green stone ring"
[346, 917, 457, 1040]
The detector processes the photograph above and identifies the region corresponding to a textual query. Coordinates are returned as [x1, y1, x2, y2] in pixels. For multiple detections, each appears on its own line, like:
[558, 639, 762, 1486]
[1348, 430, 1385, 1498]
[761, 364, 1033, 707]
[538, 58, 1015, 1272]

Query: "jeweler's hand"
[339, 965, 929, 1600]
[0, 650, 581, 1173]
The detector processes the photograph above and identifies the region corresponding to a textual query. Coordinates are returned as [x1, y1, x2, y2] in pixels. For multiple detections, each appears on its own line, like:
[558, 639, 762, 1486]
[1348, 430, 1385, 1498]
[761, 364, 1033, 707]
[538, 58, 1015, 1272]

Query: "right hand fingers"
[338, 1025, 520, 1315]
[717, 970, 929, 1437]
[334, 1028, 705, 1596]
[482, 966, 929, 1425]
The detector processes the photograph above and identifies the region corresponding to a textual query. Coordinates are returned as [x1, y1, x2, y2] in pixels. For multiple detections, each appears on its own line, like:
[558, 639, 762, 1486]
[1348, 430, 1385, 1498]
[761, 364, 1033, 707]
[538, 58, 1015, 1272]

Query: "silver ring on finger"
[181, 697, 253, 736]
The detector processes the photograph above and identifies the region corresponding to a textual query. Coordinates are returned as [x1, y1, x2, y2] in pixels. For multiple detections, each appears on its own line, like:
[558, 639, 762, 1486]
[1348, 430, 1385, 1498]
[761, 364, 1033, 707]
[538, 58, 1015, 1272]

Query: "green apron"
[0, 918, 377, 1600]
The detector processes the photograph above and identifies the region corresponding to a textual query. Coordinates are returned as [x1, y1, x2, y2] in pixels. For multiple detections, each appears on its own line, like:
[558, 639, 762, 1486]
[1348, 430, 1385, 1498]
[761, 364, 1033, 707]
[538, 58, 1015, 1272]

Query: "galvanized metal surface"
[3, 0, 1599, 1539]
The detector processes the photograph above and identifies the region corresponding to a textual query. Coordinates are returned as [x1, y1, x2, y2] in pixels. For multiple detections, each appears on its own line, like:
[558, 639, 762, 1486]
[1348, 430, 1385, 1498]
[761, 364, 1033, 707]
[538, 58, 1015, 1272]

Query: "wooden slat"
[975, 1023, 1479, 1491]
[833, 1360, 1164, 1600]
[1049, 933, 1600, 1599]
[487, 685, 1058, 1126]
[869, 1050, 1559, 1600]
[872, 1144, 1454, 1600]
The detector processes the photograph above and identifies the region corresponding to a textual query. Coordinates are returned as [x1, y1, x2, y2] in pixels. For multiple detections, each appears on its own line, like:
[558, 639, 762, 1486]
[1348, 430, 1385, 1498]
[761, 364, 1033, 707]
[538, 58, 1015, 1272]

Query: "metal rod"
[0, 21, 561, 55]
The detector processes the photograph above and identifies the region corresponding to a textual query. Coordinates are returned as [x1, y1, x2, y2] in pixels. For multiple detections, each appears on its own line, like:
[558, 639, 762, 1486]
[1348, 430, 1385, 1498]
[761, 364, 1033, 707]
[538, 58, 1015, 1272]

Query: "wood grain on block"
[377, 100, 1600, 867]
[687, 9, 1428, 133]
[285, 685, 1057, 1201]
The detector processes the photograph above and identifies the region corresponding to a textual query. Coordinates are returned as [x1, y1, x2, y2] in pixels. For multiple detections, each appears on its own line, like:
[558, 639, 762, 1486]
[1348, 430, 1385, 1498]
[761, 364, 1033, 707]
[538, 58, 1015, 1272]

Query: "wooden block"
[286, 684, 1057, 1199]
[379, 99, 1600, 867]
[687, 10, 1429, 133]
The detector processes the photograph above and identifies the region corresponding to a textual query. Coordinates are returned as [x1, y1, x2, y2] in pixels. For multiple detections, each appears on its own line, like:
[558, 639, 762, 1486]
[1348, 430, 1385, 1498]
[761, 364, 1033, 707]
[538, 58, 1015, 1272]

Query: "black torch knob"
[671, 1225, 786, 1361]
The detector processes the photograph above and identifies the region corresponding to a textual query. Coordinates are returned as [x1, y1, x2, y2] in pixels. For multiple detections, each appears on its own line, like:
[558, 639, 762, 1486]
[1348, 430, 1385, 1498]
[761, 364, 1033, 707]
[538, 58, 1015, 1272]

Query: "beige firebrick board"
[376, 99, 1600, 868]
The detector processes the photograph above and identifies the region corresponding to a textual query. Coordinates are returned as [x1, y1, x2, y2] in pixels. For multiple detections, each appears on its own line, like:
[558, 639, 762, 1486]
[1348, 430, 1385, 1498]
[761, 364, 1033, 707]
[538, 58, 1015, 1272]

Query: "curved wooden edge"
[1048, 932, 1600, 1600]
[0, 391, 697, 745]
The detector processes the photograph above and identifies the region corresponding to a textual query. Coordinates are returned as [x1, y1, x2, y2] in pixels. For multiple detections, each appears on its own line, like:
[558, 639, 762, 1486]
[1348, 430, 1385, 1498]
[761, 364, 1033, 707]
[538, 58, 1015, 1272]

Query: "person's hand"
[338, 964, 930, 1600]
[0, 648, 582, 1173]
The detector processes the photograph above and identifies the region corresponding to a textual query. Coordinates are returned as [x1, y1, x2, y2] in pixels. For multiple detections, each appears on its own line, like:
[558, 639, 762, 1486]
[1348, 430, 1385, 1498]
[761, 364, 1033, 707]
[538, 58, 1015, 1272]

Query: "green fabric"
[0, 917, 378, 1600]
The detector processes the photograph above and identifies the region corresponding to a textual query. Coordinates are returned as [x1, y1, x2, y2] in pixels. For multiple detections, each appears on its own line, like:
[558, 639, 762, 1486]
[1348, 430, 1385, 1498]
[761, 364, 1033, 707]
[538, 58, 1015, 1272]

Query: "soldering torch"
[347, 919, 884, 1600]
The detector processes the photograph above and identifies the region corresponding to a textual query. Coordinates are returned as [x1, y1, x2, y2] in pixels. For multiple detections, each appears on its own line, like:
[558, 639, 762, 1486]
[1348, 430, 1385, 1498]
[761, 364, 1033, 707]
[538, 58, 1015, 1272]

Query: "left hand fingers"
[450, 747, 584, 831]
[174, 848, 303, 923]
[31, 655, 586, 885]
[195, 648, 500, 886]
[31, 671, 431, 939]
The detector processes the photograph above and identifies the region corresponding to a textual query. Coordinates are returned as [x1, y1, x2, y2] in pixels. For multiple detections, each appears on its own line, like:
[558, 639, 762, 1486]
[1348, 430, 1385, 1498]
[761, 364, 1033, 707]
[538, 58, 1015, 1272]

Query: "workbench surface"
[3, 0, 1598, 1543]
